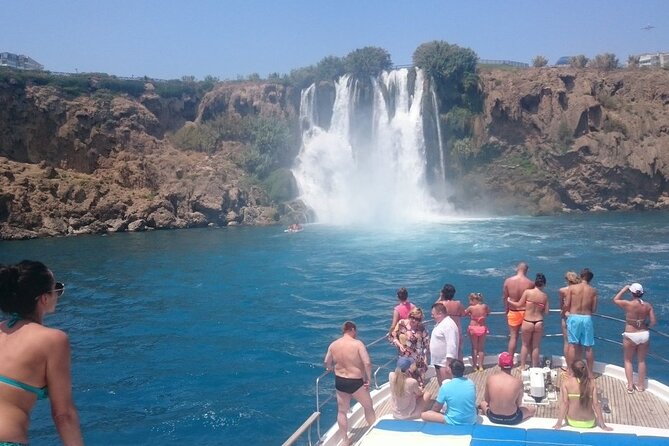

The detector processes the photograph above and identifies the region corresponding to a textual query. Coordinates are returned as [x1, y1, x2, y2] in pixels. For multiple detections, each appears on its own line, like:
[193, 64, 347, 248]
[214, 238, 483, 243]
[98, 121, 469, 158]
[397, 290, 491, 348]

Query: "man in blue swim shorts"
[565, 268, 597, 376]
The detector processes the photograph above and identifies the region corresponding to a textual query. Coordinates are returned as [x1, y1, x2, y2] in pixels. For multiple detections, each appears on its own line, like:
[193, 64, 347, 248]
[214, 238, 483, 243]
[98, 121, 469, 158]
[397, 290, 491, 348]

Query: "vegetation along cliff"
[1, 44, 668, 239]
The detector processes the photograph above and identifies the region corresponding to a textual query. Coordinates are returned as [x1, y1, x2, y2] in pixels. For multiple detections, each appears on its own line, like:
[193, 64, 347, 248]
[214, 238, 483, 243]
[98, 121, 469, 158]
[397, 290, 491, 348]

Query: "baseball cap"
[498, 352, 514, 369]
[397, 357, 414, 372]
[630, 283, 644, 295]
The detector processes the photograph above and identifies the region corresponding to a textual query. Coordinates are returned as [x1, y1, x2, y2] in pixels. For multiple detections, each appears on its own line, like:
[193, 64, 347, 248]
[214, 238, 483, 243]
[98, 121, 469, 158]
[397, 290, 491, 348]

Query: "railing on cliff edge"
[282, 309, 669, 446]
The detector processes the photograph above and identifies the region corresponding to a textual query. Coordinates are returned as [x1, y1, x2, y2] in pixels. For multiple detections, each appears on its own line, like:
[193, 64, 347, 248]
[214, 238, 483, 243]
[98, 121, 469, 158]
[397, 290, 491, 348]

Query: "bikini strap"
[6, 313, 22, 328]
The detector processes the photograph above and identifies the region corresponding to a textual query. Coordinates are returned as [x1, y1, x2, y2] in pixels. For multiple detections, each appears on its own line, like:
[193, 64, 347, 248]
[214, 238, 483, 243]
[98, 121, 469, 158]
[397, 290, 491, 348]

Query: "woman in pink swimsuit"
[388, 287, 415, 338]
[464, 293, 490, 371]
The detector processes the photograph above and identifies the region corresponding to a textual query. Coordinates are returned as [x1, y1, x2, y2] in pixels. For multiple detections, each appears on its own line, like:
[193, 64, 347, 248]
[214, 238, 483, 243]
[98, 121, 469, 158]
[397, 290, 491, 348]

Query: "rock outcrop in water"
[1, 68, 668, 239]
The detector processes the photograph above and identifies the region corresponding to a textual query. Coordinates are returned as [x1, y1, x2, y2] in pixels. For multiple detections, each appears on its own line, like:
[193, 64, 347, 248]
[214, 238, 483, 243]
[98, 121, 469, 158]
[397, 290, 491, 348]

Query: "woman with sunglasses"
[391, 307, 429, 387]
[0, 260, 83, 446]
[613, 283, 657, 393]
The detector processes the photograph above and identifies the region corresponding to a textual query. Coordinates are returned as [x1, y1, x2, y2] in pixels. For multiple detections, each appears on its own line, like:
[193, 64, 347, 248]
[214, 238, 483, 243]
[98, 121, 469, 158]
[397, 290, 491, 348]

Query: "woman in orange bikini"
[464, 293, 490, 371]
[508, 273, 549, 370]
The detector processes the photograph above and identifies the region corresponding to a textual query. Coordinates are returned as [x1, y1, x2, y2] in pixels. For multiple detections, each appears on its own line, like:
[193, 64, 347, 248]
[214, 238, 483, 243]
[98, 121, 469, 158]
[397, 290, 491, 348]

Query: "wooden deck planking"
[349, 365, 669, 441]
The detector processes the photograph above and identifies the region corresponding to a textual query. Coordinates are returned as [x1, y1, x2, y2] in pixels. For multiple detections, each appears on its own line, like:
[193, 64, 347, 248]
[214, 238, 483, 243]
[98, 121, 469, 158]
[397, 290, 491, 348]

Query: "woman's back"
[467, 303, 488, 324]
[389, 372, 420, 419]
[563, 377, 595, 420]
[0, 321, 56, 441]
[0, 260, 82, 445]
[441, 300, 464, 325]
[625, 299, 652, 329]
[523, 288, 547, 320]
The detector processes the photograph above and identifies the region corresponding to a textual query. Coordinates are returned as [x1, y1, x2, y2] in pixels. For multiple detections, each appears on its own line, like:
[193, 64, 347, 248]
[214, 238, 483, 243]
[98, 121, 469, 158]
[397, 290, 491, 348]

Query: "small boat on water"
[284, 311, 669, 446]
[285, 224, 304, 233]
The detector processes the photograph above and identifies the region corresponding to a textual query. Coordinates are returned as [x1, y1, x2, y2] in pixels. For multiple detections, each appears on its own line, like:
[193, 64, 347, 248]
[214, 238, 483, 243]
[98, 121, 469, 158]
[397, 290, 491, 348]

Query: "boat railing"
[282, 369, 333, 446]
[285, 309, 669, 445]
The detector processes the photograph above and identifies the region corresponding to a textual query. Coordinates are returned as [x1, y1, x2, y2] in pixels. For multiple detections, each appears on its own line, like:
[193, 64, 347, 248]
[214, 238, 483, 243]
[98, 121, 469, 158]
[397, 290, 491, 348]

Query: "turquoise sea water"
[1, 212, 669, 445]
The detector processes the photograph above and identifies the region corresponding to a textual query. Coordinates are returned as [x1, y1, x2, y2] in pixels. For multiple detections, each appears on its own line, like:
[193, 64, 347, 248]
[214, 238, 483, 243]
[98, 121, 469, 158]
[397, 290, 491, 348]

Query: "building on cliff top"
[0, 52, 44, 71]
[637, 52, 669, 68]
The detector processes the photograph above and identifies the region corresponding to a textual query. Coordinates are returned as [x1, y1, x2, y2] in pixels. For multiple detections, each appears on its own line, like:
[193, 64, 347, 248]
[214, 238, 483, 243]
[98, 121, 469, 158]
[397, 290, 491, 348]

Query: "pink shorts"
[468, 325, 489, 337]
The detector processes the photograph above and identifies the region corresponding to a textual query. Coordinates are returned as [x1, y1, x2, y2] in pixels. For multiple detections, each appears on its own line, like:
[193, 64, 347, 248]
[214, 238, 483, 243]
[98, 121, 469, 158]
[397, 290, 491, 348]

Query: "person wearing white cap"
[613, 283, 657, 393]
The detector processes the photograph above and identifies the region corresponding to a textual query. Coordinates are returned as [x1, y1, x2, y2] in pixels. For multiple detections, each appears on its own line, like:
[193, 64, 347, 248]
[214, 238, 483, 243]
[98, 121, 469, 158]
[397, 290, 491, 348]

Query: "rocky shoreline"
[1, 68, 669, 240]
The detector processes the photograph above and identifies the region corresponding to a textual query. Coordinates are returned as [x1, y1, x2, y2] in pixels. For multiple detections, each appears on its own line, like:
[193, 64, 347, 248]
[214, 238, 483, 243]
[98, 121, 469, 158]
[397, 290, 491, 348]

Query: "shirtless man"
[324, 321, 376, 445]
[479, 352, 535, 425]
[565, 268, 597, 376]
[503, 262, 535, 356]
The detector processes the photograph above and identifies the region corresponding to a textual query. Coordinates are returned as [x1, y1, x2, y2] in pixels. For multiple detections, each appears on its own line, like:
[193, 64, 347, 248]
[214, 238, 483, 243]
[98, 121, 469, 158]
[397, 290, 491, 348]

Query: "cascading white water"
[430, 84, 447, 192]
[292, 68, 446, 225]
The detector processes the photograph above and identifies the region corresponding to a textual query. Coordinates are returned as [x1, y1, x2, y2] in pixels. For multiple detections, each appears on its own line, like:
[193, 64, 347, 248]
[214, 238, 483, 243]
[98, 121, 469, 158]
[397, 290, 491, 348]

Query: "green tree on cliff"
[532, 56, 548, 67]
[412, 40, 480, 112]
[316, 56, 347, 81]
[570, 55, 589, 68]
[344, 47, 393, 79]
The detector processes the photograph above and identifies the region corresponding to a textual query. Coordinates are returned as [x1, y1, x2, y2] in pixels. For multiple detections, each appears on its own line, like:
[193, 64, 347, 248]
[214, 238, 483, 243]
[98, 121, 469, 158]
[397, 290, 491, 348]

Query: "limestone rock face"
[0, 80, 281, 240]
[196, 82, 296, 122]
[454, 68, 669, 214]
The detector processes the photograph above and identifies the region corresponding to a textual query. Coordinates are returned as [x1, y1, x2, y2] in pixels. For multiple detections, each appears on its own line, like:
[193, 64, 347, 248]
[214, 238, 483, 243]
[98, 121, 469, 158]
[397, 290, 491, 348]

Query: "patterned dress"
[392, 319, 429, 386]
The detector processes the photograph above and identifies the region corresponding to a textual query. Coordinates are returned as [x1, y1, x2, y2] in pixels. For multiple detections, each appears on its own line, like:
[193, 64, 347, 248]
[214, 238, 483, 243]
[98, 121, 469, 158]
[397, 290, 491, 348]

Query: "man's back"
[328, 336, 365, 378]
[504, 274, 535, 303]
[568, 282, 597, 315]
[485, 372, 523, 414]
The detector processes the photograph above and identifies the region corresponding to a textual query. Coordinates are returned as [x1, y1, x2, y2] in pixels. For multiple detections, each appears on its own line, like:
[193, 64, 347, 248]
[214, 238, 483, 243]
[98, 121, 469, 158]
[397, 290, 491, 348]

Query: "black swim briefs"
[335, 375, 364, 394]
[487, 408, 524, 425]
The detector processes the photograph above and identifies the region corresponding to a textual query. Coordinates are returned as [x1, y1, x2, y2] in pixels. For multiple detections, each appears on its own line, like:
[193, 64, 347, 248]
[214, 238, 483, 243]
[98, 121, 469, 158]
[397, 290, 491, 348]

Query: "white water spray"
[430, 84, 447, 192]
[292, 68, 449, 225]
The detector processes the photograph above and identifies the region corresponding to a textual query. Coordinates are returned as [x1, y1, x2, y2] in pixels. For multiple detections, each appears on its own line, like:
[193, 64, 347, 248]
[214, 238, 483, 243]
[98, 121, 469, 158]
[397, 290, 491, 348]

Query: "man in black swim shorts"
[335, 376, 364, 394]
[325, 321, 376, 445]
[479, 352, 535, 426]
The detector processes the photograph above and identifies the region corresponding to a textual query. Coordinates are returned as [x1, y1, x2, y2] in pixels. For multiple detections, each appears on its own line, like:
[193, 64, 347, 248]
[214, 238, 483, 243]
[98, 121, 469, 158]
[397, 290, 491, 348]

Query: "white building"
[638, 52, 669, 68]
[0, 52, 44, 70]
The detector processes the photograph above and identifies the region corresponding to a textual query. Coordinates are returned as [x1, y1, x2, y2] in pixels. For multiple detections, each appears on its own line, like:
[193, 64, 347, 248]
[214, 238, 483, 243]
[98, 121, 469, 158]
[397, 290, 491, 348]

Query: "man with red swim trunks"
[503, 262, 535, 357]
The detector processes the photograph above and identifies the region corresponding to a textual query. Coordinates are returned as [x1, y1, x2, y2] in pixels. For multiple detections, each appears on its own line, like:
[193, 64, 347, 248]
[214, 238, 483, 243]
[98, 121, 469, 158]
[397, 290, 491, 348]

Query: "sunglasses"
[36, 282, 65, 300]
[54, 282, 65, 297]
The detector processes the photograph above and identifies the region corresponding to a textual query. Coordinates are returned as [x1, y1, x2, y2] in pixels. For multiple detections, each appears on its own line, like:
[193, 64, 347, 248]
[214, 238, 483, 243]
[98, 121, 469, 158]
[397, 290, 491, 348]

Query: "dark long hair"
[0, 260, 53, 317]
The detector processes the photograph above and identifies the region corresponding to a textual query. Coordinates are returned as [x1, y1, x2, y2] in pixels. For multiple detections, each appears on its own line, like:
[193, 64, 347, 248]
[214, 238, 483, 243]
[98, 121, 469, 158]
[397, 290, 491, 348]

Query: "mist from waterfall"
[292, 68, 450, 225]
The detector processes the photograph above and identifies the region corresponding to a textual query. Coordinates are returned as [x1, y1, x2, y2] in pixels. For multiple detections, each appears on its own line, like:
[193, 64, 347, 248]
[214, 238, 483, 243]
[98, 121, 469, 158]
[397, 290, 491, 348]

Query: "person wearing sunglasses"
[0, 260, 83, 446]
[391, 307, 429, 388]
[613, 282, 657, 393]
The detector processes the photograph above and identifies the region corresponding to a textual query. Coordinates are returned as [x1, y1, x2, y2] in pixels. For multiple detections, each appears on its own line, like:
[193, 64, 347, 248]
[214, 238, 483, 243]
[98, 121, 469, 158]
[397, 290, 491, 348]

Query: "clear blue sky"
[3, 0, 668, 80]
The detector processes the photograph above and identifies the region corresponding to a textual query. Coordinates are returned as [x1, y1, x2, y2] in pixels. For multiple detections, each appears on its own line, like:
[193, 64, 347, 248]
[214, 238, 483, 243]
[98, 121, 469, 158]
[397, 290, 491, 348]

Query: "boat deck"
[347, 365, 669, 444]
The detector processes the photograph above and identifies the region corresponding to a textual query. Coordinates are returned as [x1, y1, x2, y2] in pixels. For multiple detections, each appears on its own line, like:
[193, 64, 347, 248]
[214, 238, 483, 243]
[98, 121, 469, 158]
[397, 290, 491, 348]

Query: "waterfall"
[292, 68, 447, 225]
[430, 84, 447, 192]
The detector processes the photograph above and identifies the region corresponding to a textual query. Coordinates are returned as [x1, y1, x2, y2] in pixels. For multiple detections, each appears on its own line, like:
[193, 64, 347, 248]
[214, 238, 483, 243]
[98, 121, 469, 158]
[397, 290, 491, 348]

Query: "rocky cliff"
[0, 80, 289, 240]
[1, 68, 668, 239]
[453, 68, 669, 214]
